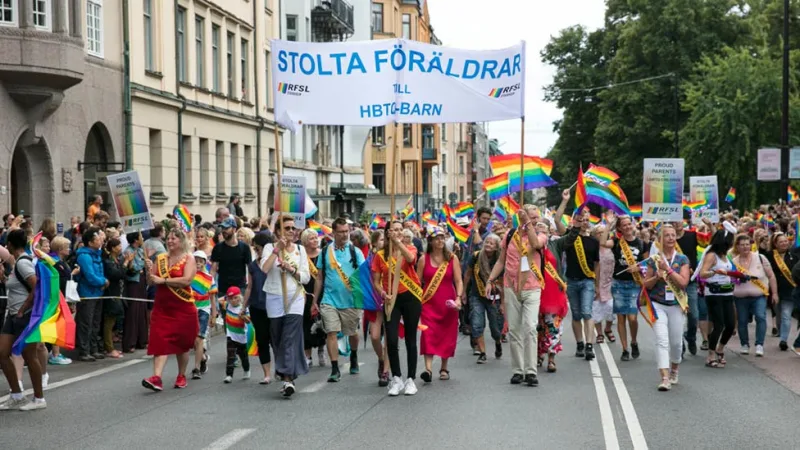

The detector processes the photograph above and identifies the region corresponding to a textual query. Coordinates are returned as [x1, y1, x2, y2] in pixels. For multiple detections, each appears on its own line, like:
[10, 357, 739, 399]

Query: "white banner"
[105, 171, 154, 233]
[757, 148, 781, 181]
[271, 39, 525, 131]
[642, 158, 685, 222]
[789, 148, 800, 179]
[689, 176, 719, 224]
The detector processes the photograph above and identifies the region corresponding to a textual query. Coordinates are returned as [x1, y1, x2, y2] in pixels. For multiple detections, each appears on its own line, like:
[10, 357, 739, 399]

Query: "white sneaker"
[242, 370, 251, 380]
[755, 345, 765, 357]
[657, 378, 671, 391]
[388, 376, 404, 396]
[669, 371, 679, 385]
[403, 378, 417, 396]
[306, 357, 313, 367]
[42, 373, 49, 389]
[0, 396, 29, 411]
[223, 376, 233, 384]
[740, 345, 750, 355]
[282, 381, 295, 397]
[19, 398, 46, 411]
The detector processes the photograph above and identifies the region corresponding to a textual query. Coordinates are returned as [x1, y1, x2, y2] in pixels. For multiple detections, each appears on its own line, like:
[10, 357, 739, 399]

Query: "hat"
[220, 217, 237, 229]
[192, 250, 208, 261]
[226, 286, 241, 298]
[456, 217, 470, 227]
[427, 226, 446, 238]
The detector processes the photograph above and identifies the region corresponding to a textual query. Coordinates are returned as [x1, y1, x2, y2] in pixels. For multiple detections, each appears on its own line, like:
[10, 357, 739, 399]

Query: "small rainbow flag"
[575, 166, 588, 210]
[369, 214, 386, 230]
[584, 164, 620, 187]
[589, 214, 601, 225]
[794, 217, 800, 248]
[789, 186, 799, 202]
[246, 322, 258, 356]
[637, 289, 658, 328]
[173, 204, 193, 232]
[725, 187, 736, 203]
[489, 154, 557, 192]
[483, 173, 510, 201]
[560, 214, 571, 228]
[191, 270, 213, 297]
[629, 205, 642, 218]
[308, 219, 332, 236]
[446, 215, 471, 243]
[453, 202, 474, 218]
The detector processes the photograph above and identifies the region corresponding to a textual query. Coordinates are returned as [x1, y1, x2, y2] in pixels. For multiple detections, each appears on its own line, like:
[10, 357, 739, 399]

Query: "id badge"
[665, 284, 675, 301]
[520, 256, 531, 273]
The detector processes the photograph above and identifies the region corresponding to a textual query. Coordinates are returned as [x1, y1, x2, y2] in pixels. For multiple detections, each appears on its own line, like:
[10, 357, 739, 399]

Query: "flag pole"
[274, 125, 288, 311]
[386, 122, 402, 318]
[519, 116, 525, 205]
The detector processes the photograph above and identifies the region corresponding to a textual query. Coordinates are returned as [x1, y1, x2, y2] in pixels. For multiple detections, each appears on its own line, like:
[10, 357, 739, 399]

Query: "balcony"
[311, 0, 354, 42]
[422, 147, 438, 164]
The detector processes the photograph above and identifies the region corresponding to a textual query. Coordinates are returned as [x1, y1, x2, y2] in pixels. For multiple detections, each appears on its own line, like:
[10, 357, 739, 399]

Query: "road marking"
[589, 358, 620, 450]
[599, 343, 648, 449]
[0, 358, 147, 403]
[203, 428, 256, 450]
[300, 362, 365, 393]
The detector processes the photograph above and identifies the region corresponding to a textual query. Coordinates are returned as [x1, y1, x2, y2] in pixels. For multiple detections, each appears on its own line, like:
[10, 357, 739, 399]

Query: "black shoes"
[780, 340, 789, 351]
[524, 374, 538, 387]
[575, 342, 585, 358]
[621, 350, 631, 361]
[631, 342, 640, 359]
[688, 340, 698, 356]
[477, 353, 487, 364]
[510, 373, 523, 385]
[585, 344, 595, 361]
[495, 341, 503, 359]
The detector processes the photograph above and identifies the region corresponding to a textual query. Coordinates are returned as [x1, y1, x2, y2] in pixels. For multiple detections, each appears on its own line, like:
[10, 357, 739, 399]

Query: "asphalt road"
[1, 319, 799, 450]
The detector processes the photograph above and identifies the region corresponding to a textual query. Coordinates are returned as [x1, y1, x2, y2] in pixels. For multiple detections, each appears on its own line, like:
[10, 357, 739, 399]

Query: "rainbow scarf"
[12, 250, 76, 355]
[173, 204, 193, 232]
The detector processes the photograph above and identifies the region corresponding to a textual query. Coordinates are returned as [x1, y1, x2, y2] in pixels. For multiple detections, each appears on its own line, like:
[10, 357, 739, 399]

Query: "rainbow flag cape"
[173, 204, 193, 232]
[308, 219, 332, 236]
[789, 186, 799, 202]
[725, 187, 736, 203]
[483, 173, 510, 201]
[637, 288, 658, 328]
[446, 215, 471, 243]
[351, 253, 382, 311]
[489, 154, 558, 192]
[12, 248, 76, 355]
[452, 202, 474, 218]
[246, 322, 258, 356]
[584, 164, 619, 187]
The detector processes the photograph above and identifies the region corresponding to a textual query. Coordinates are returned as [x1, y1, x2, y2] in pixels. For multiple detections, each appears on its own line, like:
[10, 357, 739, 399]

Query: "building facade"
[0, 0, 123, 226]
[279, 0, 374, 220]
[128, 0, 280, 222]
[471, 122, 489, 207]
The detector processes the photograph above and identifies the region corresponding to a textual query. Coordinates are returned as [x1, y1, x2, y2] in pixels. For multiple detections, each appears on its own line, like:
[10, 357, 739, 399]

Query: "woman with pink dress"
[417, 227, 463, 383]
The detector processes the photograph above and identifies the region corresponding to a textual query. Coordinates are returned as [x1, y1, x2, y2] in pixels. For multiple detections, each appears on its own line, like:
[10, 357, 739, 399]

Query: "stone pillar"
[70, 0, 83, 39]
[53, 0, 68, 35]
[19, 0, 34, 29]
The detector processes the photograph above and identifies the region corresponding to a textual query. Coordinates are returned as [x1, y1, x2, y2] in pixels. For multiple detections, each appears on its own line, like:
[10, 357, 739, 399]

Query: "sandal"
[596, 334, 605, 344]
[420, 370, 432, 383]
[604, 329, 616, 343]
[547, 360, 557, 373]
[439, 369, 450, 381]
[716, 352, 727, 368]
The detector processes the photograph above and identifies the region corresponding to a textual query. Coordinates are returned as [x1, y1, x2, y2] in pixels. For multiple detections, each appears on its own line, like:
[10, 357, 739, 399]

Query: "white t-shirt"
[261, 244, 309, 318]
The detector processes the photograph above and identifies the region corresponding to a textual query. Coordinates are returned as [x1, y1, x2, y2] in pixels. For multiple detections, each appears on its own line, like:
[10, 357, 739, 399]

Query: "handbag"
[65, 276, 80, 303]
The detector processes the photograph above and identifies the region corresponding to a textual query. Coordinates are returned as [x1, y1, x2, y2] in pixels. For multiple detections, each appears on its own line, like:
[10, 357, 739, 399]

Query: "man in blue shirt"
[313, 217, 365, 382]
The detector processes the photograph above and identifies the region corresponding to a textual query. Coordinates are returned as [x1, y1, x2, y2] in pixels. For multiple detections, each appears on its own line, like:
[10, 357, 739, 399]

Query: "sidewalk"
[724, 321, 800, 395]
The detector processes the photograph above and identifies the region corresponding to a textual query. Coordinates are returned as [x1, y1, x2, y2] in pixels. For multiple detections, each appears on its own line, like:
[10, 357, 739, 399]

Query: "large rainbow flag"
[489, 154, 558, 192]
[351, 253, 382, 311]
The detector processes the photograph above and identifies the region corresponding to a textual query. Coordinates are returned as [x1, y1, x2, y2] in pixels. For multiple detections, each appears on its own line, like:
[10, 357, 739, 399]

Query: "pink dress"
[419, 254, 459, 358]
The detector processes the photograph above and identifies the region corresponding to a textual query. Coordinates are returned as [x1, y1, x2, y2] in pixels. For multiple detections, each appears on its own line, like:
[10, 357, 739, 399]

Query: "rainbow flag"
[637, 289, 658, 328]
[246, 322, 258, 356]
[369, 214, 386, 230]
[489, 154, 557, 192]
[560, 214, 571, 228]
[404, 208, 417, 221]
[583, 179, 630, 216]
[725, 187, 736, 203]
[351, 254, 382, 311]
[446, 215, 471, 243]
[575, 166, 588, 210]
[173, 204, 193, 232]
[453, 202, 474, 218]
[789, 186, 799, 202]
[308, 219, 332, 236]
[682, 199, 706, 211]
[629, 205, 642, 218]
[764, 215, 776, 228]
[483, 173, 510, 200]
[589, 214, 601, 225]
[584, 164, 619, 187]
[191, 270, 213, 297]
[12, 249, 76, 355]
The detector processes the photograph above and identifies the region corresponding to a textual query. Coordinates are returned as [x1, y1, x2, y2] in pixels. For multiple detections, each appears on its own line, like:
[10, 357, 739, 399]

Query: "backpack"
[14, 255, 33, 292]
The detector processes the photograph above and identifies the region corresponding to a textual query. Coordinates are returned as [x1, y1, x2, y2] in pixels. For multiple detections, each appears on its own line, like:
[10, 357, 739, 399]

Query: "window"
[459, 186, 465, 202]
[422, 125, 433, 149]
[244, 145, 253, 194]
[143, 0, 154, 71]
[403, 124, 412, 147]
[86, 0, 103, 57]
[0, 0, 16, 26]
[149, 129, 163, 192]
[269, 148, 276, 172]
[402, 14, 410, 39]
[33, 0, 48, 30]
[286, 14, 297, 41]
[240, 39, 248, 100]
[199, 138, 209, 195]
[226, 32, 234, 96]
[442, 153, 447, 173]
[211, 25, 220, 91]
[195, 16, 204, 87]
[372, 126, 385, 145]
[459, 156, 465, 174]
[216, 141, 226, 194]
[176, 7, 187, 82]
[264, 50, 270, 107]
[441, 186, 446, 202]
[371, 3, 383, 32]
[441, 123, 446, 142]
[182, 135, 192, 193]
[372, 164, 386, 194]
[230, 144, 240, 195]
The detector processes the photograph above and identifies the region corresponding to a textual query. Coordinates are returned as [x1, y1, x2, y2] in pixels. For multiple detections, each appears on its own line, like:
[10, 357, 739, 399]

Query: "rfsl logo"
[488, 83, 520, 98]
[647, 206, 680, 214]
[278, 82, 311, 96]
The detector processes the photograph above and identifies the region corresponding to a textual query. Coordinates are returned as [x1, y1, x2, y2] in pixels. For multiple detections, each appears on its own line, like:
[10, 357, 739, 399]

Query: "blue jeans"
[469, 296, 501, 341]
[780, 297, 796, 342]
[684, 282, 703, 344]
[197, 309, 210, 338]
[567, 278, 594, 322]
[735, 296, 767, 346]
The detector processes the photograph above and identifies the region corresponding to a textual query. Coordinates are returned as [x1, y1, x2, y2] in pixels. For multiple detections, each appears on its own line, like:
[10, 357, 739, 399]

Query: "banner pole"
[519, 116, 525, 205]
[274, 126, 288, 311]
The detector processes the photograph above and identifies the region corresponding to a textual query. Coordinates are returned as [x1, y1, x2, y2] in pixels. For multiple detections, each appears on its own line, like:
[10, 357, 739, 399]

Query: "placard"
[689, 176, 719, 224]
[274, 175, 306, 229]
[106, 171, 154, 232]
[789, 148, 800, 179]
[642, 158, 684, 222]
[757, 148, 781, 181]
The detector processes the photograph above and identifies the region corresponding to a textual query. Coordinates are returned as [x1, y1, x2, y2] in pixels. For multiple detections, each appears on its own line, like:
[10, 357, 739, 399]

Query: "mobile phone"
[57, 222, 64, 233]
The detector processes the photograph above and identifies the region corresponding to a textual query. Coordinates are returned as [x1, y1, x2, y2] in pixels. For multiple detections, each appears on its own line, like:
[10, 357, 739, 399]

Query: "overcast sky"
[426, 0, 606, 157]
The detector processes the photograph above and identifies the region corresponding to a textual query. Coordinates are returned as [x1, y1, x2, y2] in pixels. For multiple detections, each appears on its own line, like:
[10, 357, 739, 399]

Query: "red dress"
[147, 256, 199, 356]
[539, 248, 568, 318]
[419, 255, 459, 358]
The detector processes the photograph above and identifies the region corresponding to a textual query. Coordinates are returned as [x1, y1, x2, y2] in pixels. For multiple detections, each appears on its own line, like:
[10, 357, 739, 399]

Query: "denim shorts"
[469, 296, 501, 341]
[198, 309, 210, 339]
[612, 280, 640, 315]
[567, 278, 594, 321]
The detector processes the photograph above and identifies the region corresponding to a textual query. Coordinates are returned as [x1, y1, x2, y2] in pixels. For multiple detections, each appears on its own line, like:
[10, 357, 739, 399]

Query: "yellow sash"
[619, 238, 644, 285]
[530, 255, 545, 286]
[422, 259, 449, 304]
[156, 253, 194, 303]
[574, 236, 596, 279]
[773, 250, 797, 288]
[328, 245, 352, 291]
[652, 253, 689, 312]
[512, 230, 543, 286]
[544, 260, 566, 291]
[733, 256, 769, 297]
[512, 231, 527, 256]
[379, 253, 423, 302]
[308, 255, 319, 280]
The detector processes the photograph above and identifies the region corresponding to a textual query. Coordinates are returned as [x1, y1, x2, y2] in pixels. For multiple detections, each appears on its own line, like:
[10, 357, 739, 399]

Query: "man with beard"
[211, 217, 252, 296]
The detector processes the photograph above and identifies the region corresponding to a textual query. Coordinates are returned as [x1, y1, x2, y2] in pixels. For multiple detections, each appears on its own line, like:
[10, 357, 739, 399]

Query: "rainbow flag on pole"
[489, 154, 558, 192]
[446, 215, 471, 243]
[789, 186, 799, 202]
[725, 187, 736, 203]
[483, 173, 510, 200]
[173, 204, 193, 232]
[307, 220, 332, 236]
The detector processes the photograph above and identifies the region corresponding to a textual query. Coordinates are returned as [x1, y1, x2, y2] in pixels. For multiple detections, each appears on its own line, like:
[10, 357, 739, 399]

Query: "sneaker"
[41, 373, 49, 389]
[0, 396, 29, 410]
[350, 357, 360, 375]
[19, 398, 46, 411]
[174, 375, 187, 389]
[755, 345, 764, 357]
[403, 378, 417, 396]
[772, 327, 779, 337]
[585, 344, 595, 361]
[57, 354, 72, 364]
[191, 368, 202, 380]
[575, 342, 585, 358]
[631, 343, 640, 359]
[524, 374, 539, 387]
[200, 354, 209, 374]
[700, 340, 709, 351]
[283, 381, 295, 397]
[242, 370, 251, 380]
[477, 353, 487, 364]
[318, 348, 326, 367]
[669, 371, 679, 385]
[658, 378, 671, 391]
[495, 342, 502, 359]
[473, 348, 481, 356]
[92, 352, 105, 360]
[388, 376, 404, 396]
[327, 369, 341, 383]
[306, 357, 313, 367]
[621, 350, 631, 361]
[223, 376, 233, 384]
[142, 376, 163, 392]
[688, 340, 698, 356]
[78, 354, 96, 362]
[780, 341, 788, 351]
[48, 355, 66, 365]
[510, 373, 523, 385]
[740, 345, 750, 355]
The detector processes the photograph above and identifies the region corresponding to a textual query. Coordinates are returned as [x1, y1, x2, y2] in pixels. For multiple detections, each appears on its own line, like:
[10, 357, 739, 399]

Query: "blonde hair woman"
[731, 234, 777, 357]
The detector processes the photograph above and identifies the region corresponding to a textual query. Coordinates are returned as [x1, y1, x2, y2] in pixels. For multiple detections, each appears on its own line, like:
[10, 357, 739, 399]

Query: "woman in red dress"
[142, 228, 198, 391]
[417, 227, 463, 383]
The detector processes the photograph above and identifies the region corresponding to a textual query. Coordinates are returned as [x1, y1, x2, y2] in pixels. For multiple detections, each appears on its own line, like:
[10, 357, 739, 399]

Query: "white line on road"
[589, 358, 620, 450]
[203, 428, 256, 450]
[599, 343, 649, 450]
[0, 358, 147, 403]
[300, 362, 365, 393]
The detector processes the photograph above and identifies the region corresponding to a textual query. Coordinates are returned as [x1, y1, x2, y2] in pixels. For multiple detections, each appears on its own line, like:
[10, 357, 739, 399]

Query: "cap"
[427, 226, 446, 238]
[456, 217, 470, 227]
[226, 286, 241, 298]
[192, 250, 208, 261]
[220, 217, 237, 229]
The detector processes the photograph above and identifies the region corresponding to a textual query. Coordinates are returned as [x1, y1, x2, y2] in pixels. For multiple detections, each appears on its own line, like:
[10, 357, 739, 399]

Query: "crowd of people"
[2, 192, 800, 410]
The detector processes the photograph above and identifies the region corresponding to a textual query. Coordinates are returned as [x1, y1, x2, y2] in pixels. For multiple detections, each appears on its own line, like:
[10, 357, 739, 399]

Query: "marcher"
[222, 287, 250, 383]
[244, 233, 273, 385]
[190, 250, 218, 379]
